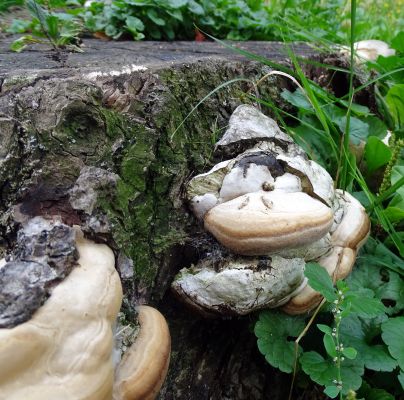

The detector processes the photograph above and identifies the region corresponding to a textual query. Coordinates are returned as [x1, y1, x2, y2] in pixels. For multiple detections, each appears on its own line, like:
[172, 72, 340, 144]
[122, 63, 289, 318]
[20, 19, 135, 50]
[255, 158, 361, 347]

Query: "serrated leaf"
[324, 385, 340, 398]
[305, 262, 337, 302]
[364, 136, 392, 173]
[324, 334, 337, 358]
[254, 310, 305, 373]
[381, 317, 404, 369]
[348, 293, 386, 318]
[300, 351, 337, 387]
[342, 347, 357, 360]
[300, 351, 363, 394]
[340, 315, 397, 372]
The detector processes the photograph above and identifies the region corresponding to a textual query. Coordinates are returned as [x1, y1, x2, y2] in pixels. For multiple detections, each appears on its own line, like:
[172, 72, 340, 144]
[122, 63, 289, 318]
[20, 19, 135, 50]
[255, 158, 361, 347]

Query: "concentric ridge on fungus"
[172, 104, 370, 315]
[0, 219, 171, 400]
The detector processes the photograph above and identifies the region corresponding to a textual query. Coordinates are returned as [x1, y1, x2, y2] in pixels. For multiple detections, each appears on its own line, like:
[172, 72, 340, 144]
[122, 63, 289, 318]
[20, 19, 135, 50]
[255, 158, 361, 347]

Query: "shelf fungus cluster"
[0, 217, 170, 400]
[172, 105, 370, 316]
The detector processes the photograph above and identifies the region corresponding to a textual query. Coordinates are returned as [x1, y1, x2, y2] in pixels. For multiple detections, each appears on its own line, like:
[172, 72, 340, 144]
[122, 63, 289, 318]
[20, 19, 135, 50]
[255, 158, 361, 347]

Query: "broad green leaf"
[391, 166, 404, 199]
[386, 85, 404, 129]
[188, 0, 204, 15]
[340, 315, 397, 372]
[281, 88, 313, 111]
[324, 385, 340, 398]
[339, 100, 369, 116]
[391, 32, 404, 53]
[384, 205, 404, 223]
[300, 351, 363, 394]
[323, 334, 337, 358]
[167, 0, 188, 8]
[6, 18, 32, 34]
[125, 16, 144, 33]
[357, 381, 396, 400]
[398, 370, 404, 390]
[381, 317, 404, 369]
[146, 9, 166, 26]
[304, 262, 337, 302]
[336, 116, 369, 145]
[317, 324, 332, 335]
[254, 310, 305, 373]
[362, 115, 388, 139]
[26, 0, 48, 27]
[364, 136, 392, 173]
[348, 292, 386, 318]
[342, 347, 357, 360]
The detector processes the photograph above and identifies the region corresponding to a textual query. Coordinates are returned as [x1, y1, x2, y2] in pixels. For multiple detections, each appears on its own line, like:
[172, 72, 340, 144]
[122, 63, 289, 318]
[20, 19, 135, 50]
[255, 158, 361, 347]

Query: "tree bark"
[0, 39, 321, 399]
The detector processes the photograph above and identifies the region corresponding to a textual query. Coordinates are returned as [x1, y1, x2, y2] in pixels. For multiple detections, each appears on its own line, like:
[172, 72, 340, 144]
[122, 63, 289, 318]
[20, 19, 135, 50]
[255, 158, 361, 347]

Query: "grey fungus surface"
[173, 105, 370, 316]
[0, 223, 171, 400]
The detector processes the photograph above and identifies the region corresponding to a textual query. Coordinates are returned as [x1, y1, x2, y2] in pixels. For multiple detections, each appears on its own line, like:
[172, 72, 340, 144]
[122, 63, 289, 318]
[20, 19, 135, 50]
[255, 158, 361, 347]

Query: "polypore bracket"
[172, 105, 370, 316]
[0, 218, 171, 400]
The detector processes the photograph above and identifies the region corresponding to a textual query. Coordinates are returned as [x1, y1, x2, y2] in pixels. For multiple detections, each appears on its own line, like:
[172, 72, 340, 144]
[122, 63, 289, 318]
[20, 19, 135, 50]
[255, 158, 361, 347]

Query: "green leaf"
[364, 136, 392, 173]
[300, 351, 363, 394]
[391, 32, 404, 53]
[398, 370, 404, 390]
[323, 334, 337, 358]
[146, 9, 166, 26]
[357, 381, 396, 400]
[254, 310, 305, 373]
[125, 16, 144, 34]
[304, 262, 337, 302]
[10, 35, 38, 52]
[45, 15, 59, 39]
[10, 36, 29, 52]
[336, 116, 369, 145]
[386, 84, 404, 129]
[6, 18, 32, 34]
[26, 0, 48, 28]
[324, 385, 340, 398]
[317, 324, 332, 335]
[381, 317, 404, 369]
[281, 88, 313, 111]
[340, 315, 397, 372]
[342, 347, 357, 360]
[391, 166, 404, 199]
[348, 292, 386, 318]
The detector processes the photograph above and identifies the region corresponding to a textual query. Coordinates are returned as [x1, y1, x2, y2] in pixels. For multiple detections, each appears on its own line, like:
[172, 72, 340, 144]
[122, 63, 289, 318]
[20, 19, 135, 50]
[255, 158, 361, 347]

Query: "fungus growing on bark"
[0, 219, 170, 400]
[172, 105, 370, 316]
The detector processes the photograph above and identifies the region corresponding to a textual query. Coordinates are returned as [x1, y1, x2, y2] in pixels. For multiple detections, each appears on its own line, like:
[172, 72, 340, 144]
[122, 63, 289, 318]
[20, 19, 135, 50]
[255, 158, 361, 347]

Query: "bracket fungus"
[172, 105, 370, 316]
[0, 218, 170, 400]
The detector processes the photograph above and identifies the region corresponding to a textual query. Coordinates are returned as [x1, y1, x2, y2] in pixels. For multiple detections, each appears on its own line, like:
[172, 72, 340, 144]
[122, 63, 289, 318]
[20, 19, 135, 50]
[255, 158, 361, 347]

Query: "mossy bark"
[0, 40, 326, 399]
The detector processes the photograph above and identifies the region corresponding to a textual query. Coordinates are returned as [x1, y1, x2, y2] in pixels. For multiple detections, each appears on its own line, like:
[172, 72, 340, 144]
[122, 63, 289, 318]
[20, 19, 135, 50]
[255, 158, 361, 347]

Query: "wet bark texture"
[0, 39, 335, 399]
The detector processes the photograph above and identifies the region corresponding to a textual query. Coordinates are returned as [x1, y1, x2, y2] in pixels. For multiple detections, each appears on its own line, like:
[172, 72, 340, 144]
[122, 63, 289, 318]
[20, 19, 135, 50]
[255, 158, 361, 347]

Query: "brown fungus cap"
[0, 234, 171, 400]
[283, 190, 370, 315]
[204, 191, 333, 256]
[113, 305, 171, 400]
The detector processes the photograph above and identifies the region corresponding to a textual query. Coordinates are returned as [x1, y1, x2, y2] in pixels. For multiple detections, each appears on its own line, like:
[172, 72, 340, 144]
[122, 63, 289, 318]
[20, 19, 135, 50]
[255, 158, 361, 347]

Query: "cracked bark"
[0, 39, 353, 399]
